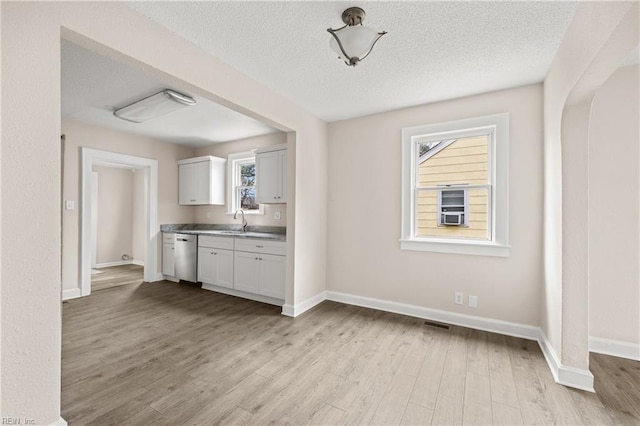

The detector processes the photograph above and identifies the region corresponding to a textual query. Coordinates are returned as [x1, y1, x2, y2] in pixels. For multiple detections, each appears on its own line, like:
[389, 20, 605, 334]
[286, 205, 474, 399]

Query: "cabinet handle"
[191, 199, 196, 202]
[256, 245, 264, 248]
[255, 257, 259, 260]
[259, 257, 263, 261]
[214, 252, 218, 255]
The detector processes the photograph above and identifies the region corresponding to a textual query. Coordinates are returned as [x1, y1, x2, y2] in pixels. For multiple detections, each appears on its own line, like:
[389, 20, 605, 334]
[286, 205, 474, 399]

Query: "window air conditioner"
[442, 213, 463, 226]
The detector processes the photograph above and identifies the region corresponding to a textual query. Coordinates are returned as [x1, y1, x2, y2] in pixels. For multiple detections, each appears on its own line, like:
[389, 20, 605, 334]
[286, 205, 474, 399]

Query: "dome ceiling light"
[327, 7, 387, 67]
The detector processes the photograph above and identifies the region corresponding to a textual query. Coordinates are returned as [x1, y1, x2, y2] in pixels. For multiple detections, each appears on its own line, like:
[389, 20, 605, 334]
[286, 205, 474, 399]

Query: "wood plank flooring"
[91, 264, 143, 292]
[62, 281, 640, 425]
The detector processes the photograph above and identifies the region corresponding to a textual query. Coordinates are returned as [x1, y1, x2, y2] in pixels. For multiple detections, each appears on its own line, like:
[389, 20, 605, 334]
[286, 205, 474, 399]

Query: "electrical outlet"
[455, 291, 464, 305]
[274, 211, 281, 220]
[468, 295, 478, 308]
[65, 200, 75, 210]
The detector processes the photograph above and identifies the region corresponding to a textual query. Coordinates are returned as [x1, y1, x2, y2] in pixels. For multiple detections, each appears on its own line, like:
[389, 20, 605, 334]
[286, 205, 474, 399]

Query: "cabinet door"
[178, 164, 194, 205]
[191, 161, 211, 204]
[233, 251, 260, 293]
[197, 247, 215, 284]
[213, 249, 234, 289]
[162, 243, 175, 276]
[278, 150, 287, 203]
[259, 254, 285, 299]
[256, 151, 280, 204]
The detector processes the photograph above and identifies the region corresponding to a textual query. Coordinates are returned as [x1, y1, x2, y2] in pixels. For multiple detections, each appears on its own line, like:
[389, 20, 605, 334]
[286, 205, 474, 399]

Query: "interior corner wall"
[327, 84, 543, 327]
[588, 64, 640, 347]
[62, 119, 195, 292]
[194, 132, 288, 227]
[2, 2, 327, 422]
[93, 166, 134, 265]
[541, 1, 636, 363]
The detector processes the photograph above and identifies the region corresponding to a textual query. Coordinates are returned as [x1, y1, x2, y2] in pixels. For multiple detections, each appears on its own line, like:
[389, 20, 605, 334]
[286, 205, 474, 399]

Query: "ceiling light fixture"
[113, 89, 196, 123]
[327, 7, 387, 67]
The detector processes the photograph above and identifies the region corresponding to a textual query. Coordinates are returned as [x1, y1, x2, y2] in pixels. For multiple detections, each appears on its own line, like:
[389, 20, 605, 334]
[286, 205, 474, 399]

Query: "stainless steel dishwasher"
[174, 234, 197, 283]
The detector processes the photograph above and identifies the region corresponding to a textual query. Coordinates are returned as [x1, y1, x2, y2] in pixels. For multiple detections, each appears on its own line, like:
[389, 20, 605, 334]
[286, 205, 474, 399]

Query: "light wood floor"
[62, 281, 640, 425]
[91, 264, 143, 292]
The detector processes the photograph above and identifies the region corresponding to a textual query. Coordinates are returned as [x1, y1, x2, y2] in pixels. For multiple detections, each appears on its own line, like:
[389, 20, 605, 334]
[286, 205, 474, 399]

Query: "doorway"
[80, 147, 159, 296]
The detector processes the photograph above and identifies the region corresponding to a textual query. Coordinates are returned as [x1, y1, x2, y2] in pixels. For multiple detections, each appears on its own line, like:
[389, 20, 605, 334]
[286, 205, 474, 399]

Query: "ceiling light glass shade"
[327, 7, 387, 67]
[329, 26, 384, 64]
[113, 89, 196, 123]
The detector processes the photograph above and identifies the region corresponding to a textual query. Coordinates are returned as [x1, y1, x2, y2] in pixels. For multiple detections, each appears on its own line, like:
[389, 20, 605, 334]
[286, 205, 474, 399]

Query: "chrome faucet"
[233, 208, 247, 233]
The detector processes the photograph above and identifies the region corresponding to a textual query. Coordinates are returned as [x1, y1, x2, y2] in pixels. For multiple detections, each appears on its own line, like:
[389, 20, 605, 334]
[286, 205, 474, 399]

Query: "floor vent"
[424, 320, 450, 330]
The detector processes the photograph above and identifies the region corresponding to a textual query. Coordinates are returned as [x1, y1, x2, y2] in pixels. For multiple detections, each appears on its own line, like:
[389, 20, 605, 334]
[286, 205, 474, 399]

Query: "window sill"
[399, 238, 510, 257]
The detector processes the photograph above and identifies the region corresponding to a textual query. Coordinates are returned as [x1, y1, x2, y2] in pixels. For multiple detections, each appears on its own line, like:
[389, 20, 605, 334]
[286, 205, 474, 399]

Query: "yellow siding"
[416, 135, 489, 240]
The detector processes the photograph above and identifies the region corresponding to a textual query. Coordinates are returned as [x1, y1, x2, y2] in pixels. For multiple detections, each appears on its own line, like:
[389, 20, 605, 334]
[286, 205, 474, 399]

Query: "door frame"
[80, 147, 159, 296]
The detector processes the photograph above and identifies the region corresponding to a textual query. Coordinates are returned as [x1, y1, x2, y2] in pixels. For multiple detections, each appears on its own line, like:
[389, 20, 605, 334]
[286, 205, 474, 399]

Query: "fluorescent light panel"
[113, 89, 196, 123]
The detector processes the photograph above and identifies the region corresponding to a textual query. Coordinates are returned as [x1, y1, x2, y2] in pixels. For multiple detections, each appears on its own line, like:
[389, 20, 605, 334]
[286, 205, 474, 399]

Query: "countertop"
[160, 224, 286, 242]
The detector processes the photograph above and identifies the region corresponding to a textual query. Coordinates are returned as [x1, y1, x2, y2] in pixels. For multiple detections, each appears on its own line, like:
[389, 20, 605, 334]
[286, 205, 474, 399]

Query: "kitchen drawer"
[198, 235, 234, 250]
[163, 233, 175, 244]
[234, 239, 285, 256]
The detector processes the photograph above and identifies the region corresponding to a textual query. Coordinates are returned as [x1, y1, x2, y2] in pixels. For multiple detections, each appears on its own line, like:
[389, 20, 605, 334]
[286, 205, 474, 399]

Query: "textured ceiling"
[61, 40, 281, 147]
[127, 1, 579, 122]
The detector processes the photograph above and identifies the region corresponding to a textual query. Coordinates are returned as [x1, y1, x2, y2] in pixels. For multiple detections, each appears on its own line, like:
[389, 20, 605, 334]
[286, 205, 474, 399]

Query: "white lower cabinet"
[162, 233, 175, 276]
[233, 251, 261, 294]
[198, 236, 234, 288]
[233, 251, 285, 299]
[233, 239, 286, 300]
[257, 254, 286, 299]
[198, 247, 234, 289]
[198, 235, 285, 302]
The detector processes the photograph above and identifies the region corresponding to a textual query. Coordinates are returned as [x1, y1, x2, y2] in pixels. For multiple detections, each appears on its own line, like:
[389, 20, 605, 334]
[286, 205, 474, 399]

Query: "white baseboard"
[62, 288, 81, 301]
[538, 331, 595, 392]
[132, 260, 144, 266]
[95, 260, 132, 268]
[589, 336, 640, 361]
[282, 291, 327, 317]
[325, 290, 540, 340]
[164, 275, 179, 283]
[49, 416, 68, 426]
[201, 283, 283, 307]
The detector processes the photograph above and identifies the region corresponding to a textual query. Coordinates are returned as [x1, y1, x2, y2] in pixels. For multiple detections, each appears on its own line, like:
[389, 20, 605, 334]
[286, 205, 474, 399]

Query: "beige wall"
[327, 84, 543, 326]
[194, 132, 287, 227]
[2, 2, 327, 422]
[62, 119, 195, 291]
[93, 166, 134, 264]
[588, 64, 639, 345]
[132, 169, 145, 263]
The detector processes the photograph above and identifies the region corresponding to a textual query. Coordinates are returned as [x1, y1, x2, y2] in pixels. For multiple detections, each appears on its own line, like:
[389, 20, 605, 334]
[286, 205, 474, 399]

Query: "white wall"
[93, 166, 134, 265]
[588, 64, 639, 346]
[194, 132, 288, 227]
[327, 84, 543, 326]
[62, 119, 195, 291]
[1, 2, 327, 422]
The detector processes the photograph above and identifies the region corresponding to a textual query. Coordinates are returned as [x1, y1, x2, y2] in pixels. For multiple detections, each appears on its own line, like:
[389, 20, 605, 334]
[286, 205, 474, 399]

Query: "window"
[401, 113, 509, 257]
[227, 152, 263, 214]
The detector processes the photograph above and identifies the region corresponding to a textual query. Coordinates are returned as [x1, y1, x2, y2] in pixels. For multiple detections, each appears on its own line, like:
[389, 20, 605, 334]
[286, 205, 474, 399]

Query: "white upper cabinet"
[178, 156, 226, 205]
[256, 145, 287, 204]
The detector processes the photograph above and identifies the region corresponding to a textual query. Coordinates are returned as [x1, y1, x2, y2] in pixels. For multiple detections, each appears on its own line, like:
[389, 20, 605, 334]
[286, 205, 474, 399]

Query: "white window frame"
[400, 113, 509, 257]
[227, 151, 264, 215]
